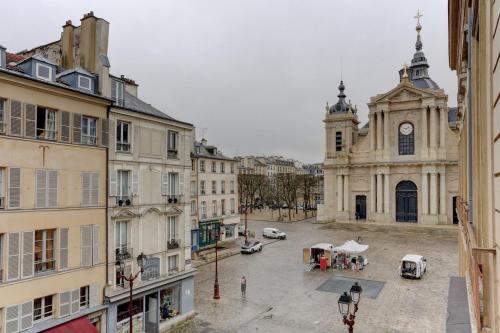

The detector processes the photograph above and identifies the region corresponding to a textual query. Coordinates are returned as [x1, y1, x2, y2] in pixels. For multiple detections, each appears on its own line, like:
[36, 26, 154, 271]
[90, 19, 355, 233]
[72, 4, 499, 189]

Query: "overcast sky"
[1, 0, 455, 163]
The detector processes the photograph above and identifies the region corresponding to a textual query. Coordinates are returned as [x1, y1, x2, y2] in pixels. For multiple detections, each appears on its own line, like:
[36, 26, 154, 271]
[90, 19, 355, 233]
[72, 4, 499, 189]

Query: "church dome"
[328, 80, 350, 113]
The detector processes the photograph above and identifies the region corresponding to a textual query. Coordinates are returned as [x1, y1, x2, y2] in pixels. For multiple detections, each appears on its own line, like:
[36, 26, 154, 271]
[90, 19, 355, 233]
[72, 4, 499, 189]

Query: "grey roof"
[56, 66, 95, 78]
[192, 141, 235, 161]
[329, 81, 351, 113]
[448, 107, 458, 123]
[411, 77, 440, 89]
[17, 53, 57, 66]
[121, 91, 175, 121]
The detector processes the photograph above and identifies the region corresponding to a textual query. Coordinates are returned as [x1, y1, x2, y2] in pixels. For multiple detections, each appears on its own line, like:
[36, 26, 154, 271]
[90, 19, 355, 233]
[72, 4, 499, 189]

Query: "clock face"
[400, 123, 413, 135]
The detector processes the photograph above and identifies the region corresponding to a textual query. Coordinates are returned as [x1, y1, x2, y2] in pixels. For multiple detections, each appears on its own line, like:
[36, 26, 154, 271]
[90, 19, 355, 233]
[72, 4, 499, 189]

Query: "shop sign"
[142, 257, 160, 281]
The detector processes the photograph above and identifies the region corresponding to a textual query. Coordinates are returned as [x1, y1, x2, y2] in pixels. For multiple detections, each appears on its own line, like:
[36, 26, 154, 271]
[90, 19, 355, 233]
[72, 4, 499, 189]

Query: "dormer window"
[36, 63, 53, 81]
[111, 79, 124, 106]
[78, 75, 92, 91]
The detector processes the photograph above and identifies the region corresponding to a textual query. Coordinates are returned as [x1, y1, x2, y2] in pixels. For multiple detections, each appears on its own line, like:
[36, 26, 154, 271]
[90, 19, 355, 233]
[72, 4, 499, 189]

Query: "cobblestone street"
[170, 219, 458, 333]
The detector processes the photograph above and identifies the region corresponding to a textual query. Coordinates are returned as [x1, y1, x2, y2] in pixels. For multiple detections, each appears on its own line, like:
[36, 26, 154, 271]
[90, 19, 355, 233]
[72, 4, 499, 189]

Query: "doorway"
[355, 195, 367, 220]
[396, 181, 418, 222]
[452, 196, 458, 224]
[145, 292, 159, 333]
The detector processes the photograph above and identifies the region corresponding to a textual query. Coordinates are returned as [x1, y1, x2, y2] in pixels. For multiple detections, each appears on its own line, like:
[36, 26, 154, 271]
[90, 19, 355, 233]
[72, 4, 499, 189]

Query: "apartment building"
[0, 45, 110, 333]
[190, 139, 239, 252]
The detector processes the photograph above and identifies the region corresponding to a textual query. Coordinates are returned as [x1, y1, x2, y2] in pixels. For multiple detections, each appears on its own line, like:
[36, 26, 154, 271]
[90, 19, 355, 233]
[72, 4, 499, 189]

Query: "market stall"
[303, 243, 335, 271]
[333, 240, 369, 271]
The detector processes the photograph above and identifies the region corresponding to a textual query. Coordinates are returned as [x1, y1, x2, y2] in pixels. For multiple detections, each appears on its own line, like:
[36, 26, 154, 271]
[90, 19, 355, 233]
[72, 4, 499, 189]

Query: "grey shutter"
[72, 113, 81, 144]
[70, 289, 80, 314]
[36, 169, 47, 208]
[92, 225, 99, 265]
[91, 173, 99, 206]
[81, 172, 90, 206]
[80, 225, 92, 267]
[89, 283, 99, 307]
[132, 170, 139, 196]
[109, 119, 116, 152]
[10, 100, 22, 136]
[21, 231, 34, 278]
[47, 170, 57, 207]
[0, 168, 4, 198]
[8, 168, 21, 209]
[59, 291, 71, 317]
[59, 228, 69, 270]
[5, 304, 19, 333]
[60, 111, 70, 142]
[111, 79, 117, 101]
[24, 104, 36, 138]
[109, 168, 117, 197]
[20, 301, 33, 330]
[7, 232, 20, 281]
[161, 173, 168, 196]
[100, 118, 109, 147]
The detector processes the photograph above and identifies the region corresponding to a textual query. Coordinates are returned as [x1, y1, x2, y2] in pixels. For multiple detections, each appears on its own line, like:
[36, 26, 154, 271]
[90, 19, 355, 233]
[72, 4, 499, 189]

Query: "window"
[160, 286, 180, 322]
[168, 217, 177, 242]
[200, 160, 205, 173]
[111, 79, 124, 106]
[211, 162, 216, 173]
[230, 180, 235, 194]
[200, 181, 205, 195]
[168, 173, 178, 195]
[168, 255, 178, 272]
[221, 162, 225, 173]
[191, 159, 196, 171]
[221, 180, 225, 194]
[191, 200, 196, 216]
[115, 221, 129, 258]
[201, 201, 206, 219]
[36, 170, 57, 208]
[230, 163, 234, 174]
[81, 172, 98, 207]
[190, 180, 196, 196]
[0, 99, 5, 133]
[225, 225, 234, 238]
[33, 295, 53, 322]
[36, 107, 57, 140]
[212, 200, 217, 217]
[230, 198, 235, 214]
[399, 122, 415, 155]
[167, 131, 178, 159]
[36, 63, 52, 81]
[0, 168, 4, 209]
[81, 116, 97, 145]
[34, 229, 55, 273]
[117, 170, 130, 202]
[221, 199, 226, 215]
[80, 286, 89, 308]
[336, 131, 342, 151]
[116, 121, 130, 152]
[211, 181, 216, 194]
[0, 234, 3, 282]
[78, 76, 92, 91]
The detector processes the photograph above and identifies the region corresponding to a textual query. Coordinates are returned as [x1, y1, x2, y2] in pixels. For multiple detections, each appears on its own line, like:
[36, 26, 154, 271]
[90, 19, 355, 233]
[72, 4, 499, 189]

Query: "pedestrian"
[241, 276, 247, 296]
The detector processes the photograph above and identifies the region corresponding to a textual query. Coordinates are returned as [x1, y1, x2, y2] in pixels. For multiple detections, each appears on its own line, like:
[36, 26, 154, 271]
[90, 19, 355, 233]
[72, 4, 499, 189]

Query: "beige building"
[449, 0, 500, 331]
[191, 139, 239, 252]
[319, 18, 460, 225]
[0, 43, 111, 333]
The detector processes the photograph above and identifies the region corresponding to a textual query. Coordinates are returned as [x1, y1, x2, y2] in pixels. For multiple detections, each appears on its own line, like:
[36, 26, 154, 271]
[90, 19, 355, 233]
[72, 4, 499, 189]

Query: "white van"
[400, 254, 427, 279]
[263, 227, 286, 239]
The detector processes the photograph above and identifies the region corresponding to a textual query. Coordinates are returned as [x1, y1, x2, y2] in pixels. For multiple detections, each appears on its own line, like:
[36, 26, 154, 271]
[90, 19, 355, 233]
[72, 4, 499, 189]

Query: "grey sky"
[1, 0, 454, 163]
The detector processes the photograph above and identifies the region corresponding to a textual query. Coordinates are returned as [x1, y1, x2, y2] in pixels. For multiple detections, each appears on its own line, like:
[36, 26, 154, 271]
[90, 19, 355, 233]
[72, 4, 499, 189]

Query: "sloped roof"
[121, 91, 175, 121]
[192, 141, 235, 161]
[57, 66, 96, 78]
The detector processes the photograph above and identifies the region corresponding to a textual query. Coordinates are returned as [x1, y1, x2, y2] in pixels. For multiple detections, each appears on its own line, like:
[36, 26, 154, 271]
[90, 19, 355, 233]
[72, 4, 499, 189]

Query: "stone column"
[430, 172, 438, 215]
[337, 175, 343, 212]
[383, 173, 390, 214]
[429, 107, 437, 149]
[440, 172, 446, 215]
[370, 174, 376, 213]
[343, 175, 349, 212]
[440, 107, 446, 148]
[369, 113, 375, 151]
[421, 107, 428, 151]
[376, 174, 383, 213]
[421, 173, 428, 214]
[383, 110, 389, 152]
[376, 112, 383, 151]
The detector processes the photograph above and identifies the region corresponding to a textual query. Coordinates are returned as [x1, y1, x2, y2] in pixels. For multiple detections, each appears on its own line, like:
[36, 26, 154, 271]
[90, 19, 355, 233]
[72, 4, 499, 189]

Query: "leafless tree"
[276, 173, 299, 221]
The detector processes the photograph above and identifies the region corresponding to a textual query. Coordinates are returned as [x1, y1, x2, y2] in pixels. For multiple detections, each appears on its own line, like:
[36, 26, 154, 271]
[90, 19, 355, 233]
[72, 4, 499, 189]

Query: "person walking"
[241, 276, 247, 297]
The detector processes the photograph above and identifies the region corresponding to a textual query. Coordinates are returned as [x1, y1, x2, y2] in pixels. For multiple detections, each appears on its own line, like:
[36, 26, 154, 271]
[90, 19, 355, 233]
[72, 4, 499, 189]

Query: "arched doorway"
[396, 181, 418, 222]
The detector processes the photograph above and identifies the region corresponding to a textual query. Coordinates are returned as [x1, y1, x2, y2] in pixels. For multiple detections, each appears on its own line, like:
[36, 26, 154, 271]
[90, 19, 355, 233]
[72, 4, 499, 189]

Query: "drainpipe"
[105, 105, 111, 288]
[467, 7, 473, 224]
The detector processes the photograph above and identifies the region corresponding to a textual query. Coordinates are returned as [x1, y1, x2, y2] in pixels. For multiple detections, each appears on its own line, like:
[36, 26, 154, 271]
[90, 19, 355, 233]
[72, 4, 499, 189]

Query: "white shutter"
[109, 168, 117, 197]
[70, 288, 80, 314]
[92, 225, 99, 265]
[59, 291, 71, 317]
[91, 173, 99, 206]
[178, 173, 184, 196]
[161, 173, 168, 196]
[109, 119, 116, 151]
[80, 225, 92, 267]
[0, 168, 4, 198]
[47, 170, 57, 208]
[21, 231, 34, 279]
[36, 169, 47, 208]
[7, 232, 20, 281]
[81, 172, 90, 206]
[20, 301, 33, 330]
[8, 168, 21, 209]
[59, 228, 69, 270]
[132, 170, 139, 196]
[5, 304, 19, 333]
[89, 283, 99, 307]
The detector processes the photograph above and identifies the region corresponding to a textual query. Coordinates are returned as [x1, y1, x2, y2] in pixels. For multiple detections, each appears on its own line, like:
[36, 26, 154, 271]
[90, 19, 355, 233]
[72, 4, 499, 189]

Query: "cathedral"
[318, 17, 459, 225]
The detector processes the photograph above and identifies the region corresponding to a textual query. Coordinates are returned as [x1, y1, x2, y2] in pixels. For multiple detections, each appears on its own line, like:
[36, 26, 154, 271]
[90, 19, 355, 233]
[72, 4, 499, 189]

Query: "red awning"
[43, 317, 100, 333]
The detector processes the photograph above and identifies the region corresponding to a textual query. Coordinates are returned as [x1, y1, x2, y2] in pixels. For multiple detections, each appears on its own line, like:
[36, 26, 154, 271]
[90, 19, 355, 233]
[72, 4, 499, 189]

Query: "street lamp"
[212, 227, 221, 300]
[337, 283, 363, 333]
[116, 252, 147, 333]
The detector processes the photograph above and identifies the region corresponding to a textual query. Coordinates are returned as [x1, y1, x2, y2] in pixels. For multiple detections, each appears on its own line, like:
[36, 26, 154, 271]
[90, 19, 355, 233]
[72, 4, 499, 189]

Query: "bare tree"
[276, 173, 299, 221]
[297, 174, 317, 218]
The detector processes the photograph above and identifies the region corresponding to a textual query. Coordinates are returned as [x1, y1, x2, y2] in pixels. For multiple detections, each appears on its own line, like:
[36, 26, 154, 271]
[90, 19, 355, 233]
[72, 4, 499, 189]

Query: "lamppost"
[116, 252, 147, 333]
[212, 226, 222, 299]
[337, 282, 363, 333]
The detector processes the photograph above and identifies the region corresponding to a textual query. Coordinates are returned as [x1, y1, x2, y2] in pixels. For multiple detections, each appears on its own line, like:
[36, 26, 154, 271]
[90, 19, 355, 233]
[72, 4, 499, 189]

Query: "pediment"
[372, 82, 436, 104]
[111, 209, 138, 219]
[164, 206, 183, 216]
[139, 207, 162, 217]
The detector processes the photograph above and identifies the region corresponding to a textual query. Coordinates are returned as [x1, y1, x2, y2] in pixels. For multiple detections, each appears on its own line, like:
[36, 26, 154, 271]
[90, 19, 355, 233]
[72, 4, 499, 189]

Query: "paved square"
[316, 276, 385, 299]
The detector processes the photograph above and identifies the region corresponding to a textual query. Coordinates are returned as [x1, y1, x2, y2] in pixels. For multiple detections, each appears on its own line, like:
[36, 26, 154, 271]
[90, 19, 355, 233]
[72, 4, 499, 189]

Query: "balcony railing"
[167, 194, 182, 204]
[36, 128, 57, 141]
[115, 244, 133, 260]
[167, 149, 178, 159]
[116, 196, 133, 206]
[167, 239, 180, 250]
[116, 142, 131, 152]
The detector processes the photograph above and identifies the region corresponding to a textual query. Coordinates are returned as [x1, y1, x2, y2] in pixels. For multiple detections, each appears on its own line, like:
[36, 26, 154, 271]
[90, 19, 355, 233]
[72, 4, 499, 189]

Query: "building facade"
[191, 139, 239, 252]
[319, 19, 460, 224]
[449, 0, 500, 331]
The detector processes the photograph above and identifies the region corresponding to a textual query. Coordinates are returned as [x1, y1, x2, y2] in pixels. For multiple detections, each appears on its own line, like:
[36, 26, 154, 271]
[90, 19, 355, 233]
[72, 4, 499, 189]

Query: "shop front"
[198, 219, 220, 249]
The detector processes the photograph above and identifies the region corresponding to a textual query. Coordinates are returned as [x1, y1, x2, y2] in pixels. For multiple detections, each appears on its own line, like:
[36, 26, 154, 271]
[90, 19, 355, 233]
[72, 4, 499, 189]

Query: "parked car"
[263, 227, 286, 239]
[241, 240, 262, 254]
[400, 254, 427, 279]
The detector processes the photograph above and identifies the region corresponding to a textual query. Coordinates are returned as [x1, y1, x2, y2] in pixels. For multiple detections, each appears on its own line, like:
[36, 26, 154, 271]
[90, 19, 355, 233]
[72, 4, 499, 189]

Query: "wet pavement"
[169, 218, 458, 333]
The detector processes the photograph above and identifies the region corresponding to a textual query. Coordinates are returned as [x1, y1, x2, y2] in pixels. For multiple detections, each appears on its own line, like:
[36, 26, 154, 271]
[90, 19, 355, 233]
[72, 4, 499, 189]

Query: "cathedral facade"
[318, 20, 459, 225]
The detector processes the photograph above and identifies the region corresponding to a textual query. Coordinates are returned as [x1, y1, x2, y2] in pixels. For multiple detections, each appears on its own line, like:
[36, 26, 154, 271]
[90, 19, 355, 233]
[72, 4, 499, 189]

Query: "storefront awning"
[43, 317, 100, 333]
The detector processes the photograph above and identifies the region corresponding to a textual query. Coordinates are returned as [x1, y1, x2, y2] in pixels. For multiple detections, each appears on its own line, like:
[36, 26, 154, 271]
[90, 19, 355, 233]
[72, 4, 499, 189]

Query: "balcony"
[116, 142, 131, 153]
[167, 194, 182, 204]
[115, 244, 133, 261]
[116, 196, 133, 206]
[36, 128, 57, 141]
[167, 239, 180, 250]
[167, 149, 178, 159]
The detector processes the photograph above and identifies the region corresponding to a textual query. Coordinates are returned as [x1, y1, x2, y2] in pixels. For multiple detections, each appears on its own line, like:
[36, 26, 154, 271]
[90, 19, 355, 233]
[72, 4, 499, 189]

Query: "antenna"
[340, 59, 343, 81]
[200, 127, 208, 140]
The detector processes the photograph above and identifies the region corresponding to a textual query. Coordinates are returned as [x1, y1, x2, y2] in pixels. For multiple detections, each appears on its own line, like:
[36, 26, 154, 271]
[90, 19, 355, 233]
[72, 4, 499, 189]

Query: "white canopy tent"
[334, 240, 369, 254]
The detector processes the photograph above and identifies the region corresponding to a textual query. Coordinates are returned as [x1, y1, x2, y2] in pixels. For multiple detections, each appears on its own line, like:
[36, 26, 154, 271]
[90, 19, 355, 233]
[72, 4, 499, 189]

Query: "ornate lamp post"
[337, 282, 363, 333]
[116, 252, 147, 333]
[213, 226, 222, 299]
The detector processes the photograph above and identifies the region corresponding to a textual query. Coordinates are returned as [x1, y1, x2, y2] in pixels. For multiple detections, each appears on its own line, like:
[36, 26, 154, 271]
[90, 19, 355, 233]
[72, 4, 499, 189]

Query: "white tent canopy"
[334, 240, 369, 254]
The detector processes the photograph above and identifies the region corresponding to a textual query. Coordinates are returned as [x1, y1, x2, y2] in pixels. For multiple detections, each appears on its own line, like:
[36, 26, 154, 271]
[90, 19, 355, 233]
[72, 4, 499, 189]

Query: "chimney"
[0, 45, 6, 68]
[61, 20, 74, 69]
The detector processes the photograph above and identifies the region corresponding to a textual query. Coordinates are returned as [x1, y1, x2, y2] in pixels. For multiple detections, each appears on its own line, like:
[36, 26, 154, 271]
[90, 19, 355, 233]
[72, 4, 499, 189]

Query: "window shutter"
[8, 168, 21, 209]
[109, 168, 117, 197]
[81, 172, 90, 206]
[109, 119, 116, 152]
[20, 301, 33, 330]
[59, 291, 71, 317]
[89, 283, 99, 307]
[70, 289, 80, 314]
[161, 173, 168, 196]
[72, 113, 81, 144]
[0, 168, 4, 198]
[47, 170, 57, 208]
[132, 170, 139, 196]
[91, 173, 99, 206]
[111, 79, 117, 100]
[179, 173, 184, 196]
[7, 232, 20, 281]
[36, 169, 47, 208]
[24, 104, 36, 138]
[21, 231, 34, 279]
[60, 111, 70, 142]
[59, 228, 69, 270]
[5, 304, 19, 333]
[92, 224, 99, 265]
[100, 118, 109, 147]
[80, 225, 92, 267]
[10, 100, 22, 136]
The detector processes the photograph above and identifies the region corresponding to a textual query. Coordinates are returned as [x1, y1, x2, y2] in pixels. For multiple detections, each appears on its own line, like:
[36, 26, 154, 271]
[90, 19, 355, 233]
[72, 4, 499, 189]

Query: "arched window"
[399, 122, 414, 155]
